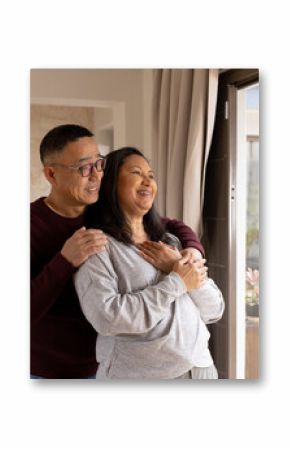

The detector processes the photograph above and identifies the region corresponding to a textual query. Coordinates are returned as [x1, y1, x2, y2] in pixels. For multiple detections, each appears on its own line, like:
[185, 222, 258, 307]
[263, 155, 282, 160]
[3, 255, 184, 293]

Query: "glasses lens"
[96, 158, 106, 171]
[79, 158, 106, 177]
[79, 164, 92, 177]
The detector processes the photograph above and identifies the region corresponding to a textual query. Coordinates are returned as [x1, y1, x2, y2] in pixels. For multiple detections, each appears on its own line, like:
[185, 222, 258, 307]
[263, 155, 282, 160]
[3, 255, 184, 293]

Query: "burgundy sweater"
[31, 197, 204, 378]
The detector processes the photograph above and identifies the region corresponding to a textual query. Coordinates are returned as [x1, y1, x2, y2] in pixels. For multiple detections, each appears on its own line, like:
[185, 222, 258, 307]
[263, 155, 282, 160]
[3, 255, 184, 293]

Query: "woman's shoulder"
[105, 234, 128, 248]
[102, 234, 136, 260]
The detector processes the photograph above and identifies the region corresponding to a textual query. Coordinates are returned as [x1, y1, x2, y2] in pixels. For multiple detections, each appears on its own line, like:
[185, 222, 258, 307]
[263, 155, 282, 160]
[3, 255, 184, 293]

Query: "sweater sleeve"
[188, 278, 225, 324]
[161, 217, 205, 256]
[74, 252, 186, 336]
[31, 252, 76, 324]
[30, 205, 77, 325]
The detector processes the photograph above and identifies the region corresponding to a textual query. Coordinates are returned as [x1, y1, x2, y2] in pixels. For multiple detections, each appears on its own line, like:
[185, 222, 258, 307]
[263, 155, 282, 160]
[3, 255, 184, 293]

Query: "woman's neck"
[125, 214, 149, 244]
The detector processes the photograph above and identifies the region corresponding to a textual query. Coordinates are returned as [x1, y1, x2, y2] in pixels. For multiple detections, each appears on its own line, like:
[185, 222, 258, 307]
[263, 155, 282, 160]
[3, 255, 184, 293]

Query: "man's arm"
[31, 253, 76, 325]
[31, 227, 107, 325]
[161, 217, 205, 257]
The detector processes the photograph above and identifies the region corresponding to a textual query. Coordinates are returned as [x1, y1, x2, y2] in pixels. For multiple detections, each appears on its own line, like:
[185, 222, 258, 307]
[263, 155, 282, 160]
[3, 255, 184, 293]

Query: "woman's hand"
[172, 255, 208, 291]
[180, 247, 203, 263]
[137, 241, 182, 273]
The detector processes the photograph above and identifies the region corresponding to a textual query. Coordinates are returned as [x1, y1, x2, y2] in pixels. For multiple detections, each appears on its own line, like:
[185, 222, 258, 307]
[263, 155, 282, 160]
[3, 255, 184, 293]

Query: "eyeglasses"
[49, 157, 106, 177]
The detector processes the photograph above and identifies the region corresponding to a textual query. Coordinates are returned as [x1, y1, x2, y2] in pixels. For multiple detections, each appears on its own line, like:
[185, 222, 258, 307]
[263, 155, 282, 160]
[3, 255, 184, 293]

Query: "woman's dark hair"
[40, 124, 94, 163]
[85, 147, 167, 245]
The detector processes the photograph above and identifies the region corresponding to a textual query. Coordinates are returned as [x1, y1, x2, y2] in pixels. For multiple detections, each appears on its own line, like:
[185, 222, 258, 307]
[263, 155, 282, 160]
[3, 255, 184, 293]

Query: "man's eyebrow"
[76, 154, 101, 164]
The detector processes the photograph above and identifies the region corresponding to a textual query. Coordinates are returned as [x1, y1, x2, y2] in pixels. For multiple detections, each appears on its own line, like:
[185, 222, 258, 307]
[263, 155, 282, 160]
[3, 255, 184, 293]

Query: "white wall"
[31, 69, 146, 150]
[30, 104, 95, 201]
[30, 69, 155, 201]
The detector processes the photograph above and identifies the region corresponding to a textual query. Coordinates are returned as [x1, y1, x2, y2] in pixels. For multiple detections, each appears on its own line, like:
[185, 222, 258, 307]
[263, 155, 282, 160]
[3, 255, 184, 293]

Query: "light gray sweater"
[74, 234, 224, 379]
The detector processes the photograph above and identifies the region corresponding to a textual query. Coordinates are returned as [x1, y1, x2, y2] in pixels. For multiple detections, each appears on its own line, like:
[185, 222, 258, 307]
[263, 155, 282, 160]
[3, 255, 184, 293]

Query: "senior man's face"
[46, 137, 104, 208]
[117, 155, 157, 217]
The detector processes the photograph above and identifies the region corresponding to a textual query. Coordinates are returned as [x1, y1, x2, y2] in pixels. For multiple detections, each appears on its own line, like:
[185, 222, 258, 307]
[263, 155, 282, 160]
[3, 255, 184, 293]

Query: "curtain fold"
[152, 69, 219, 237]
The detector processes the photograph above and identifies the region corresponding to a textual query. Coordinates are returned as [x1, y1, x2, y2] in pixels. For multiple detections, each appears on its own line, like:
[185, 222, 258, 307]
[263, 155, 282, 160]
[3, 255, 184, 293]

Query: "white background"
[0, 1, 288, 448]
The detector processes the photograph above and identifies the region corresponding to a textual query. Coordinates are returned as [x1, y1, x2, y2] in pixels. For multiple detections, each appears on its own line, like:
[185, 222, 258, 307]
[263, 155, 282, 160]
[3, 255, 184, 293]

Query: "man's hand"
[137, 241, 182, 273]
[172, 255, 208, 291]
[61, 227, 107, 268]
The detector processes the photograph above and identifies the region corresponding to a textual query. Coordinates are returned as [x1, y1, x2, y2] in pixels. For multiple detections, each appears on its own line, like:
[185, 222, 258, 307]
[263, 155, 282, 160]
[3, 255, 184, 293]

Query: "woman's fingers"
[139, 241, 160, 248]
[137, 241, 169, 257]
[194, 259, 206, 269]
[138, 241, 162, 252]
[138, 251, 154, 265]
[137, 245, 158, 258]
[178, 253, 192, 264]
[138, 241, 182, 273]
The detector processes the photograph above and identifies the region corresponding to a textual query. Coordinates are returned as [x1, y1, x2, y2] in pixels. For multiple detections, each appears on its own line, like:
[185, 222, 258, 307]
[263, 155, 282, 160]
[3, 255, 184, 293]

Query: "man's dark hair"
[39, 124, 94, 164]
[85, 147, 168, 245]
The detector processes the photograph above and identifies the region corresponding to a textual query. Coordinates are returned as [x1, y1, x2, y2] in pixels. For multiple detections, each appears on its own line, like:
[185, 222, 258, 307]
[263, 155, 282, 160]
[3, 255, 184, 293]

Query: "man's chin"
[85, 193, 99, 205]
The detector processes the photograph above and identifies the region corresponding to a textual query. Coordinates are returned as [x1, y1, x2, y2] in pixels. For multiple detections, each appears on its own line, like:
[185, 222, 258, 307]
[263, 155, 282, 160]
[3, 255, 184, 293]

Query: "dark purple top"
[30, 197, 204, 378]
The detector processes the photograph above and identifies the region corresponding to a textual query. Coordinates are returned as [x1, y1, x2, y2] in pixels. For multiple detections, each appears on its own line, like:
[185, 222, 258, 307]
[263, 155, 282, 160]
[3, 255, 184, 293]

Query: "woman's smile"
[137, 188, 153, 197]
[117, 154, 157, 217]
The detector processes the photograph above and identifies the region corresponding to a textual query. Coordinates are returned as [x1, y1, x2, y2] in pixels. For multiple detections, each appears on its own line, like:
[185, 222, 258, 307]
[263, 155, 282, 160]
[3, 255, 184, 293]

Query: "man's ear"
[43, 166, 57, 186]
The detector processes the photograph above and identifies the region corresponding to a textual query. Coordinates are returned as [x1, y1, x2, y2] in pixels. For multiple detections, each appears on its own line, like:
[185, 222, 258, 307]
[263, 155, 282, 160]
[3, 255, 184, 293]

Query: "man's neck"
[44, 195, 85, 218]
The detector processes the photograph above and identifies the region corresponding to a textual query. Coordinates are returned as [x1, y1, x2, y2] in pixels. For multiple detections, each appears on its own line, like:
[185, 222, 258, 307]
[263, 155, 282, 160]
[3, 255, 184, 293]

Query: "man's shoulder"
[31, 197, 45, 213]
[31, 197, 45, 221]
[30, 198, 51, 240]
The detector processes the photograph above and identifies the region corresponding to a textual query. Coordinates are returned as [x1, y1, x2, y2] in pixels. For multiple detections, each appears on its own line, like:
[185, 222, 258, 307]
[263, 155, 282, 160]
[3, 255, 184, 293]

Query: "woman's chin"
[126, 199, 154, 217]
[140, 201, 153, 213]
[133, 206, 152, 217]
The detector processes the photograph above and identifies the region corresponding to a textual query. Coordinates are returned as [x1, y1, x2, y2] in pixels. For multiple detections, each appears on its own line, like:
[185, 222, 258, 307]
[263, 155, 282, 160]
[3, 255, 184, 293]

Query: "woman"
[74, 147, 224, 379]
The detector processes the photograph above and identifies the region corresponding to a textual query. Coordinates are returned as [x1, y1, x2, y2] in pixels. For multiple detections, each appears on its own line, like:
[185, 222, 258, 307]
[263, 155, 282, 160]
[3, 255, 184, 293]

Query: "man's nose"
[89, 164, 103, 179]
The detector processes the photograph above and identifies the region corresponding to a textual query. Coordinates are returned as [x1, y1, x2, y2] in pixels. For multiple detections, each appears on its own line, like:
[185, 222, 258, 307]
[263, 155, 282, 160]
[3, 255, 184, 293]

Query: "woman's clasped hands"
[137, 241, 208, 291]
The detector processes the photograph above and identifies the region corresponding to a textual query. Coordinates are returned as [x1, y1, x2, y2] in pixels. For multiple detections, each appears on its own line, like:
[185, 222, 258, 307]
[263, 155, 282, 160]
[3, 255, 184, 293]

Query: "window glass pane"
[245, 85, 259, 379]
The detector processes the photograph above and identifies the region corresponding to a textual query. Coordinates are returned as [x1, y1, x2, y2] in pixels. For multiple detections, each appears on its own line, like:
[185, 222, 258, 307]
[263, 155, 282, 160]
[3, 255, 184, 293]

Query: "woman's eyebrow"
[129, 165, 154, 173]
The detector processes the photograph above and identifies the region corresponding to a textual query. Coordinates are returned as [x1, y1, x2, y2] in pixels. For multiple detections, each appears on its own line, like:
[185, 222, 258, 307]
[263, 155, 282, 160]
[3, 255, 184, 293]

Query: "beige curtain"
[152, 69, 219, 237]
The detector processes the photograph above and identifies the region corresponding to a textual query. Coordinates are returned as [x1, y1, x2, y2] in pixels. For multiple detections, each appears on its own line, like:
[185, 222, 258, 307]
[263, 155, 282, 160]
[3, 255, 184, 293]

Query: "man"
[31, 124, 204, 379]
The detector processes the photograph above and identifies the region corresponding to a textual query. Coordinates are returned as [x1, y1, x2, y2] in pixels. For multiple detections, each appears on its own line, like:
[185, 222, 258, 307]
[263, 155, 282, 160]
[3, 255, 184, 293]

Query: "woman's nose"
[141, 174, 151, 185]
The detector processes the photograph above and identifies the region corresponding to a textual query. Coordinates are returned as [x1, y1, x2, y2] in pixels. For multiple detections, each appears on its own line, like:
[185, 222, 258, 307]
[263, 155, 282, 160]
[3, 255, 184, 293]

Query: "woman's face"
[117, 154, 157, 218]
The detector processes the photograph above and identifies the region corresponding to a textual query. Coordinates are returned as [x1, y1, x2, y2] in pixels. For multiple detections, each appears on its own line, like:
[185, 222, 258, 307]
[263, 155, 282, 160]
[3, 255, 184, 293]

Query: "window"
[203, 69, 259, 378]
[236, 84, 259, 378]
